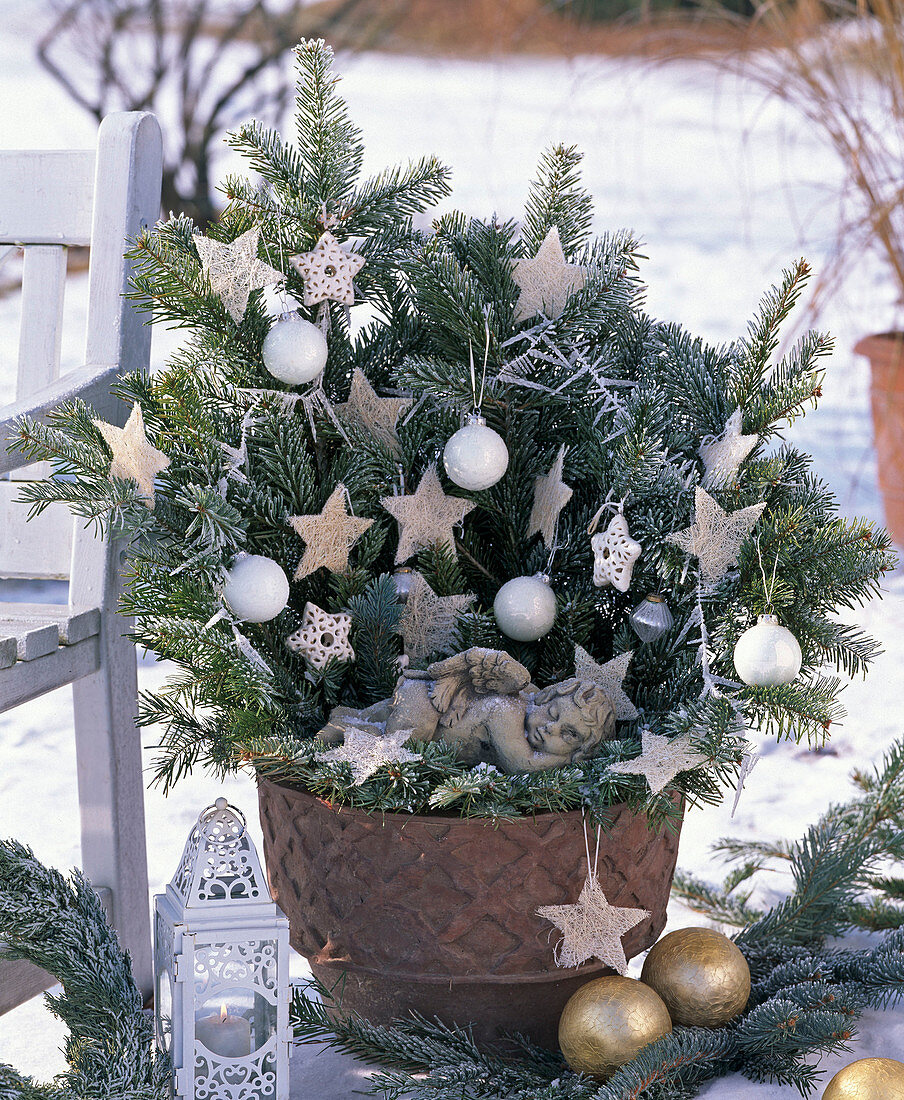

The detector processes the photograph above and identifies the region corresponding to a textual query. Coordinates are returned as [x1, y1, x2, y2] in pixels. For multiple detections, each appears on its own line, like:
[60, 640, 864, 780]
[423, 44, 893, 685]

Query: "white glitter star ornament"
[591, 513, 642, 592]
[668, 486, 767, 585]
[574, 646, 639, 722]
[289, 230, 365, 306]
[285, 602, 354, 670]
[336, 368, 413, 454]
[537, 877, 650, 972]
[607, 729, 709, 796]
[511, 226, 587, 323]
[288, 484, 374, 581]
[699, 408, 758, 487]
[527, 445, 573, 546]
[316, 726, 421, 785]
[93, 403, 170, 510]
[381, 464, 476, 564]
[194, 227, 283, 322]
[398, 572, 475, 664]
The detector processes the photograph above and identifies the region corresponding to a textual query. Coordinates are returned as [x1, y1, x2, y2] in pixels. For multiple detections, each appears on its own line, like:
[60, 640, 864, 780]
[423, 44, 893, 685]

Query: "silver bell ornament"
[223, 553, 290, 623]
[629, 594, 674, 643]
[733, 613, 802, 687]
[261, 312, 328, 385]
[392, 566, 415, 604]
[443, 413, 509, 491]
[494, 573, 557, 641]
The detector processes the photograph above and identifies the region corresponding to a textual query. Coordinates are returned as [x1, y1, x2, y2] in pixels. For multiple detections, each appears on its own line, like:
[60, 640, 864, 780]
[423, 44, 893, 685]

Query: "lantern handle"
[197, 796, 247, 846]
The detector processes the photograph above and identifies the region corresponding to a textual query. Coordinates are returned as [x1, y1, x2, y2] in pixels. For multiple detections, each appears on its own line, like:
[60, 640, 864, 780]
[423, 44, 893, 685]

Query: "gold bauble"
[558, 974, 672, 1080]
[640, 926, 750, 1027]
[823, 1058, 904, 1099]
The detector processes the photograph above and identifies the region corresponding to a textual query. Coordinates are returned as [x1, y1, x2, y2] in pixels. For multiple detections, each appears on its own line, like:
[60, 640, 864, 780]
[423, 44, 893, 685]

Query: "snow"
[2, 12, 904, 1095]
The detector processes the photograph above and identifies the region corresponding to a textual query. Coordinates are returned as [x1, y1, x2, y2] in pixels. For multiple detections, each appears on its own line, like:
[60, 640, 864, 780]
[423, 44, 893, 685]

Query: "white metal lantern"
[154, 797, 290, 1099]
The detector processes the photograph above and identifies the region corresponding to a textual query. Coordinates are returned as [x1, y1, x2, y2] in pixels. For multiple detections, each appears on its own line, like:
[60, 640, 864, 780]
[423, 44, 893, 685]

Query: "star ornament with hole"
[381, 465, 476, 564]
[316, 726, 421, 785]
[336, 368, 413, 454]
[289, 230, 365, 306]
[94, 403, 170, 510]
[285, 603, 354, 670]
[607, 729, 709, 796]
[537, 877, 650, 972]
[194, 227, 283, 322]
[591, 513, 642, 592]
[511, 225, 587, 323]
[574, 646, 638, 722]
[288, 484, 374, 581]
[668, 486, 767, 585]
[699, 408, 758, 487]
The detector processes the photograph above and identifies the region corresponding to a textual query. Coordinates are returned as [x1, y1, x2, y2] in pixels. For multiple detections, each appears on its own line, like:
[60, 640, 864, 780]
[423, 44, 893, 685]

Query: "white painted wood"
[0, 636, 16, 669]
[0, 620, 60, 661]
[0, 634, 100, 709]
[0, 604, 101, 644]
[17, 246, 66, 397]
[0, 150, 95, 246]
[0, 483, 74, 579]
[0, 959, 56, 1016]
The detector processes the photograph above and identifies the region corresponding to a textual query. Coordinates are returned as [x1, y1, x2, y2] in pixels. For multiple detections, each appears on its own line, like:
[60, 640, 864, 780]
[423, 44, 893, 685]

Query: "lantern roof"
[169, 798, 269, 911]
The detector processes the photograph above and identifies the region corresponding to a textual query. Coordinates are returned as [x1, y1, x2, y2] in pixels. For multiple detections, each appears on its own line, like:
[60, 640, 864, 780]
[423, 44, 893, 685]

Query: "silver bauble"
[493, 573, 557, 641]
[261, 312, 328, 385]
[629, 594, 674, 643]
[443, 413, 509, 491]
[392, 566, 415, 603]
[733, 613, 802, 687]
[223, 553, 290, 623]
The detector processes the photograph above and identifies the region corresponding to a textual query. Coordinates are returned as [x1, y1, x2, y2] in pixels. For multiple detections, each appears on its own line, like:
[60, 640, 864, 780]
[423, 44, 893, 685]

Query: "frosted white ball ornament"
[443, 413, 509, 491]
[733, 613, 802, 687]
[223, 553, 290, 623]
[494, 573, 557, 641]
[261, 312, 328, 385]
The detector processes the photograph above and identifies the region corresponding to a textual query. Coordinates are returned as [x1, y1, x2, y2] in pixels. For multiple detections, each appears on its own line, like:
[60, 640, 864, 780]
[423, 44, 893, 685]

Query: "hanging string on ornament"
[443, 320, 509, 491]
[733, 539, 802, 687]
[629, 594, 674, 643]
[587, 495, 641, 592]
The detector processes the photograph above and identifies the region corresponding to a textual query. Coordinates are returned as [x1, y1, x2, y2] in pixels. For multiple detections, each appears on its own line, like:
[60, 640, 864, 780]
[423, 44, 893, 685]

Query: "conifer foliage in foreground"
[12, 40, 893, 820]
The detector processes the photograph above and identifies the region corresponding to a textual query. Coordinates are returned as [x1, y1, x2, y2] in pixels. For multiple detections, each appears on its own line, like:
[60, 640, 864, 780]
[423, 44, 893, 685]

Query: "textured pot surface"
[258, 779, 683, 1046]
[855, 331, 904, 544]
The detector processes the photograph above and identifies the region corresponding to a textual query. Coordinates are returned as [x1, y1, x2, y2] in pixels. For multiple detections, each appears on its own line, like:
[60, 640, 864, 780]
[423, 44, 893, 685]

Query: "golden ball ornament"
[822, 1058, 904, 1100]
[640, 926, 750, 1027]
[558, 974, 672, 1080]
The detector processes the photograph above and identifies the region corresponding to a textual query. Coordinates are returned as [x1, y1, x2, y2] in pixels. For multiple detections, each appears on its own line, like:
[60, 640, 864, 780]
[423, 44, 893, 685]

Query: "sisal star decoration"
[289, 230, 365, 307]
[316, 726, 421, 785]
[288, 484, 374, 581]
[398, 572, 475, 664]
[574, 646, 638, 722]
[527, 445, 573, 546]
[591, 512, 642, 593]
[668, 486, 766, 585]
[285, 602, 354, 670]
[94, 403, 170, 510]
[511, 225, 587, 323]
[335, 368, 413, 454]
[607, 729, 709, 796]
[699, 408, 758, 488]
[194, 227, 283, 322]
[381, 464, 476, 564]
[537, 877, 650, 972]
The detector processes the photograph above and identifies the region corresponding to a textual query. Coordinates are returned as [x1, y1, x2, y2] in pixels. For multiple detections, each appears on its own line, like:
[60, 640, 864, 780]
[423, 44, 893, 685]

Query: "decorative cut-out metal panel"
[171, 800, 267, 908]
[193, 1042, 279, 1100]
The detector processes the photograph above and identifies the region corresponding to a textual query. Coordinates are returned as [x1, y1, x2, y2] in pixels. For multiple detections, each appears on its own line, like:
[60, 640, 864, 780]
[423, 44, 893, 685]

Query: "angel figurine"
[316, 647, 616, 774]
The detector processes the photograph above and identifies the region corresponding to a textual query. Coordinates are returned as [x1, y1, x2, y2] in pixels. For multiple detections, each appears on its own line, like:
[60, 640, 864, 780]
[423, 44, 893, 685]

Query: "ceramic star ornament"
[591, 513, 642, 592]
[668, 486, 767, 585]
[381, 464, 476, 564]
[699, 408, 758, 487]
[289, 230, 365, 306]
[316, 726, 421, 785]
[537, 877, 650, 972]
[574, 646, 639, 722]
[511, 226, 587, 323]
[285, 602, 354, 670]
[194, 227, 283, 322]
[336, 368, 413, 453]
[94, 403, 170, 510]
[398, 572, 475, 663]
[527, 445, 573, 546]
[608, 729, 709, 796]
[288, 484, 374, 580]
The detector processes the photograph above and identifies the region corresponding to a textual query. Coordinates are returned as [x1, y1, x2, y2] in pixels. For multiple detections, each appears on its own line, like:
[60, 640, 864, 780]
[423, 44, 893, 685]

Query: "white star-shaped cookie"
[195, 227, 283, 322]
[94, 403, 170, 510]
[537, 877, 650, 972]
[316, 726, 421, 785]
[607, 729, 709, 796]
[574, 646, 639, 722]
[668, 486, 766, 585]
[398, 572, 475, 664]
[285, 602, 354, 670]
[527, 445, 573, 546]
[511, 226, 587, 323]
[381, 465, 476, 564]
[335, 368, 413, 454]
[288, 484, 374, 580]
[591, 513, 642, 592]
[289, 230, 365, 306]
[699, 408, 758, 487]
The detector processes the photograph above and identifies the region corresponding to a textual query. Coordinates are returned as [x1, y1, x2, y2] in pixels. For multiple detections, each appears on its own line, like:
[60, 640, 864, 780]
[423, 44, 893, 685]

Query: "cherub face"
[525, 699, 589, 760]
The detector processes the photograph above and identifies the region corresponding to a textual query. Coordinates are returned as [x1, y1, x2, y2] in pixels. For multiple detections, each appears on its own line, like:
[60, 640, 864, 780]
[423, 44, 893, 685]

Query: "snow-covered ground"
[2, 6, 904, 1094]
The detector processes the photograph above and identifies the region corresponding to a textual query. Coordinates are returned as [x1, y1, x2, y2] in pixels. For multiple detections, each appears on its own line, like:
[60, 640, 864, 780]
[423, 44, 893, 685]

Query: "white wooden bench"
[0, 112, 162, 1011]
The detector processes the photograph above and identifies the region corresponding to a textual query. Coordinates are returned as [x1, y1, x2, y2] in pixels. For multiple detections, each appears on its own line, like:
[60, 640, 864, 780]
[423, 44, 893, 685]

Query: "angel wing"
[427, 648, 531, 726]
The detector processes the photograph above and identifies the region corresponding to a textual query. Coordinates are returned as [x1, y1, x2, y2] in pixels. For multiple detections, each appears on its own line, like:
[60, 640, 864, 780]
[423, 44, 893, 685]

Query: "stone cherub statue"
[318, 647, 617, 774]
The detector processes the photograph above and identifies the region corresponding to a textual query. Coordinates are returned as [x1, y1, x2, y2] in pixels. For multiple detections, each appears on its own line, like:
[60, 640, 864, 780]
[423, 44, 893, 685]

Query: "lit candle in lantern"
[195, 1003, 252, 1057]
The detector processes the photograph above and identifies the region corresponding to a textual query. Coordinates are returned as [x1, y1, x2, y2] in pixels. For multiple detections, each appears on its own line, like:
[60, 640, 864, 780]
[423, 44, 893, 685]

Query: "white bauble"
[733, 613, 802, 687]
[223, 553, 290, 623]
[493, 574, 557, 641]
[443, 414, 509, 491]
[261, 313, 328, 385]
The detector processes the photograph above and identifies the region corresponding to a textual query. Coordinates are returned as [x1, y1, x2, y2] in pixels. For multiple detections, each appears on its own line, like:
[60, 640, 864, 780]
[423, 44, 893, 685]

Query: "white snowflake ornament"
[286, 602, 354, 670]
[289, 231, 365, 306]
[591, 513, 642, 592]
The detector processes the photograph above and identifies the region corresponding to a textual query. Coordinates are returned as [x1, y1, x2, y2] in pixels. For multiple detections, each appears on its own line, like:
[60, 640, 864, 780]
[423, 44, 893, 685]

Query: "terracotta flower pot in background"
[855, 332, 904, 546]
[257, 779, 683, 1048]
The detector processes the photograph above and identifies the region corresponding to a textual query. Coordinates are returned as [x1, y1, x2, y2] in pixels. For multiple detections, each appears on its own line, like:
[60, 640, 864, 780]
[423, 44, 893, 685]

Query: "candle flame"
[220, 1003, 228, 1023]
